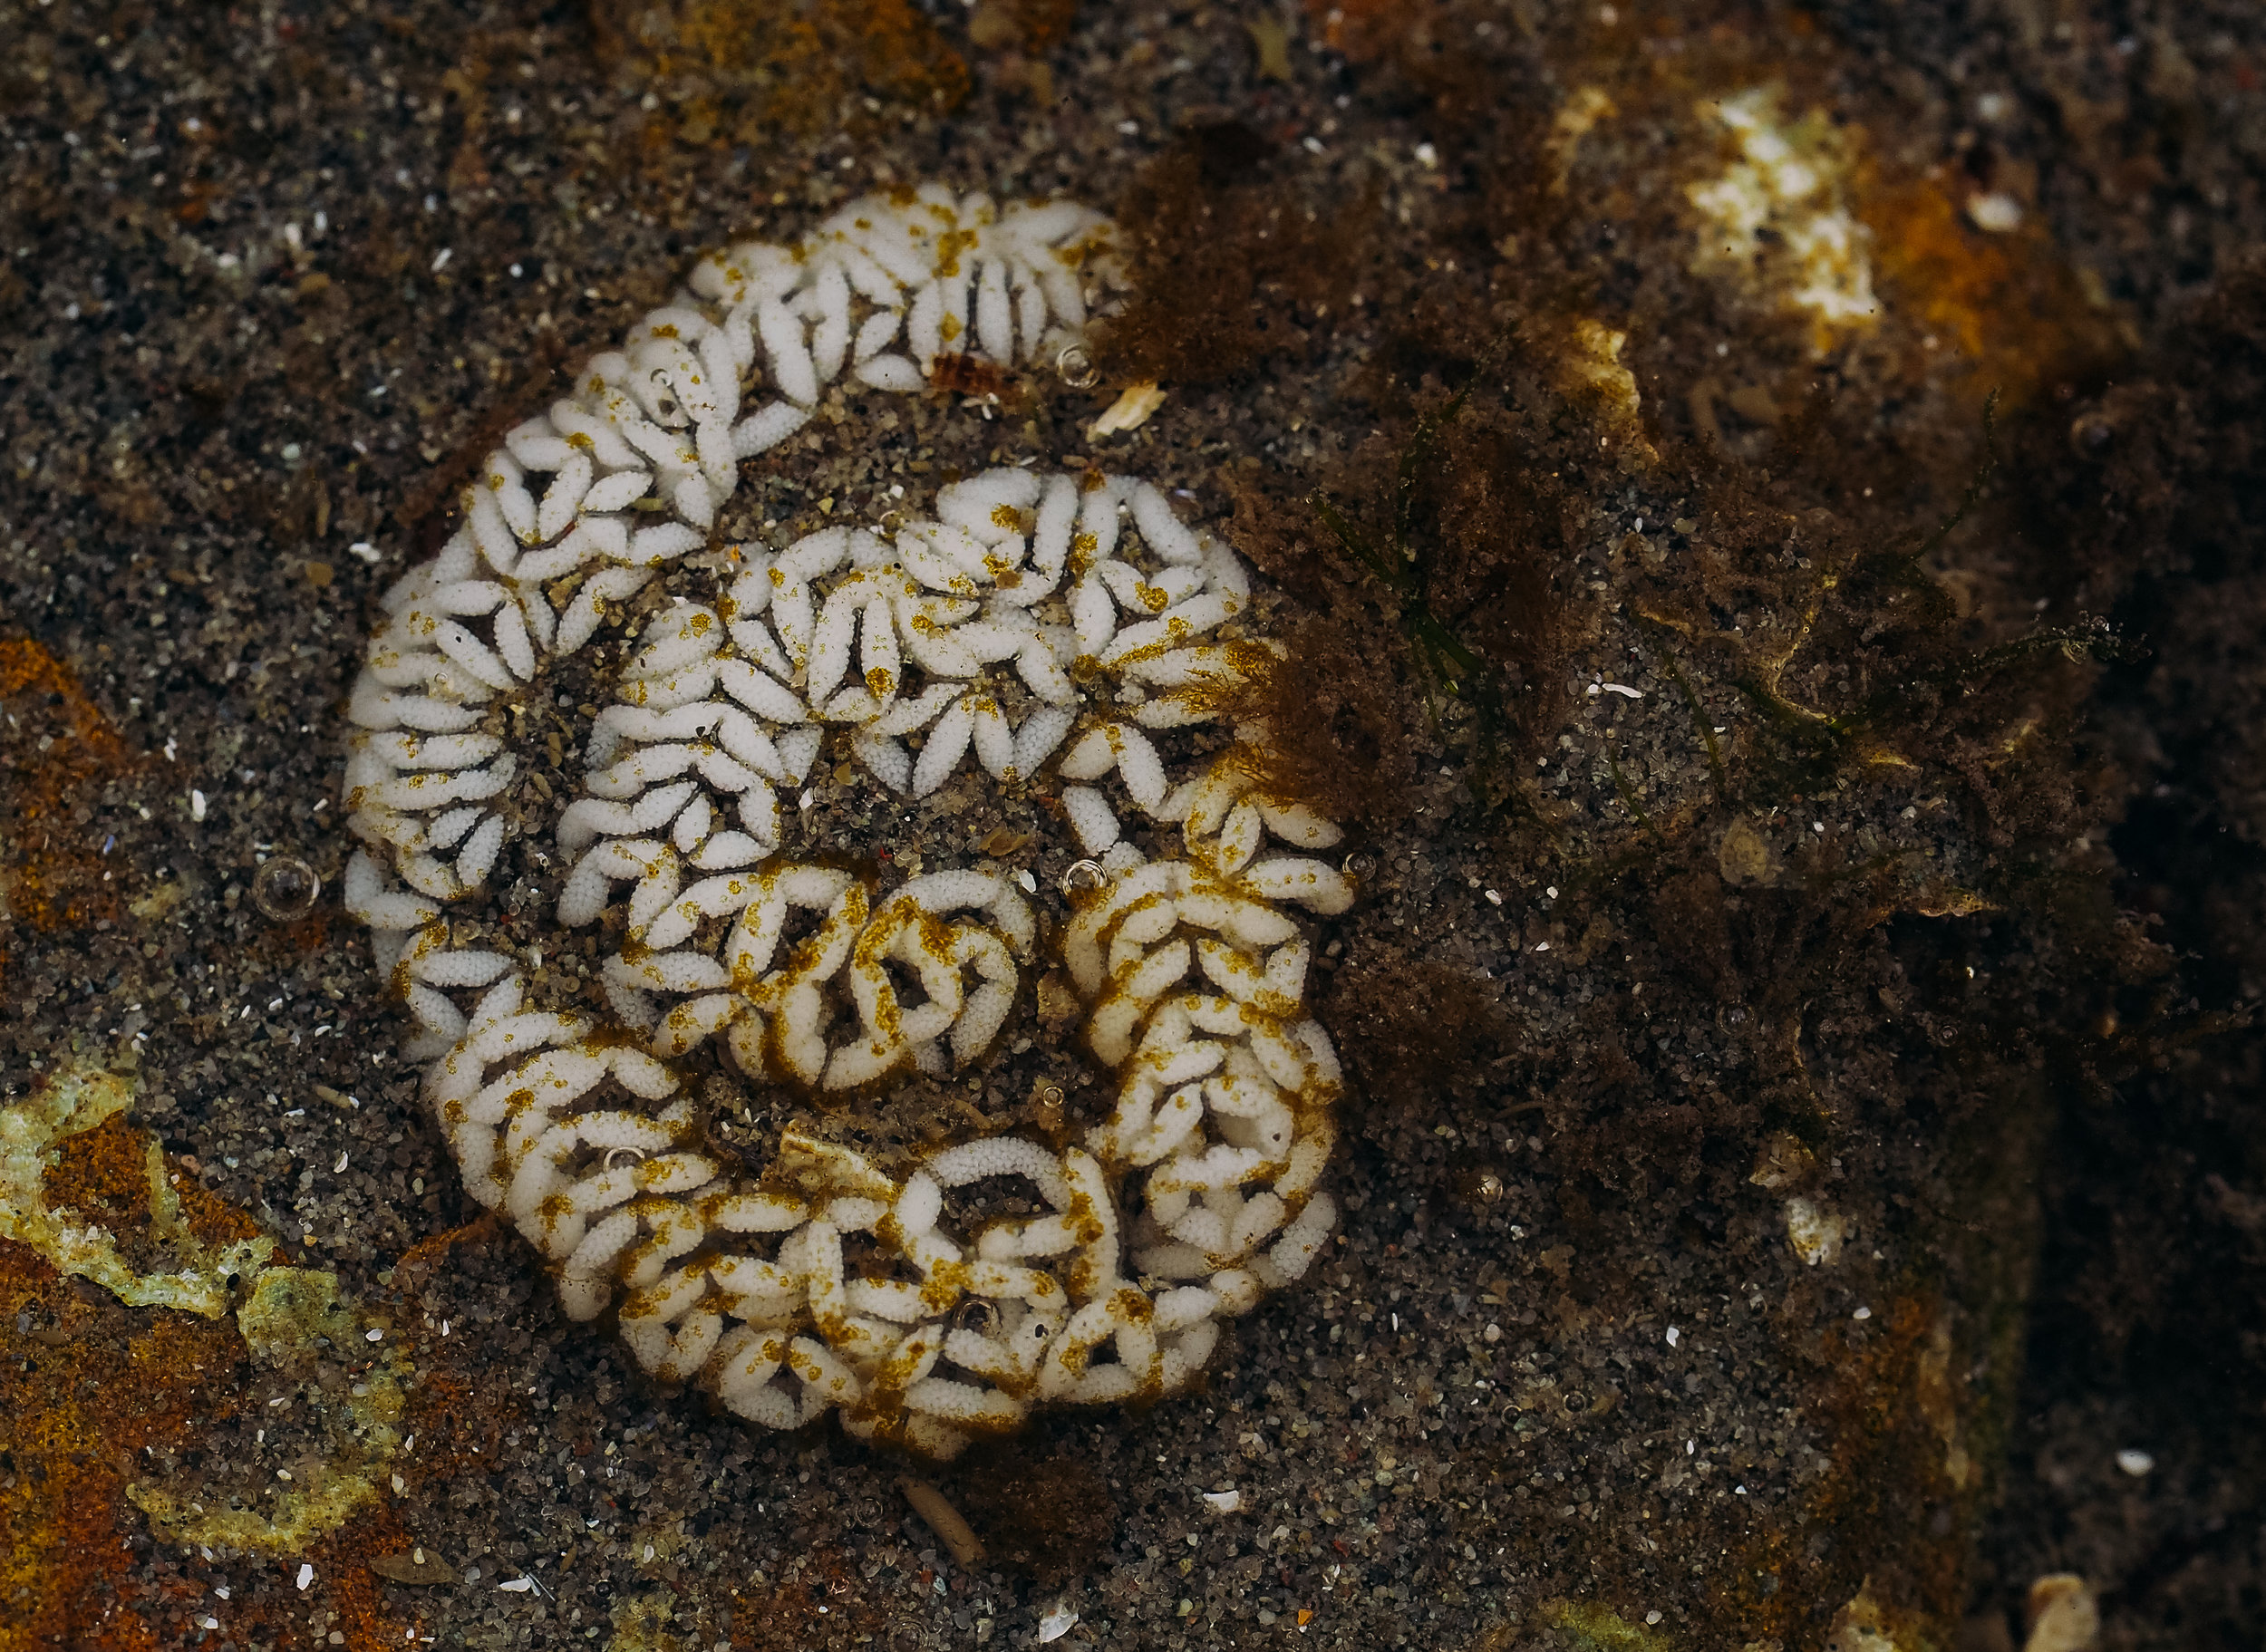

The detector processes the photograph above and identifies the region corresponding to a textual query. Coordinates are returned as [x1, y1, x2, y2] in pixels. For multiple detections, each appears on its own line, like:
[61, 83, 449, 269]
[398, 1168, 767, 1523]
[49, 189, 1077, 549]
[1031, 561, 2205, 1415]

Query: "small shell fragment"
[1087, 380, 1166, 440]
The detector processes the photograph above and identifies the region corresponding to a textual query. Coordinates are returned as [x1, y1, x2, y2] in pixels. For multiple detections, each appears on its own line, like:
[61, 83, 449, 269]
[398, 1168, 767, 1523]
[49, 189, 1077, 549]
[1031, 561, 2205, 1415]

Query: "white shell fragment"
[340, 185, 1348, 1462]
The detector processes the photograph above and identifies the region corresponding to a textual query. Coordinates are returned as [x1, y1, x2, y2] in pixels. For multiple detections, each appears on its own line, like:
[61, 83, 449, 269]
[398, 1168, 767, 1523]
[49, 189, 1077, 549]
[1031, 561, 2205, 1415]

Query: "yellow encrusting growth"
[1687, 86, 1880, 347]
[2, 1061, 276, 1316]
[3, 1056, 414, 1570]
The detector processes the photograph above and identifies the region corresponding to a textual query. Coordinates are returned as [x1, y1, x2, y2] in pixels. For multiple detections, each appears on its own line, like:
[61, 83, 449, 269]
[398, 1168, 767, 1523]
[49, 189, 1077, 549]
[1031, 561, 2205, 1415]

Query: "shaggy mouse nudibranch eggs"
[339, 186, 1352, 1459]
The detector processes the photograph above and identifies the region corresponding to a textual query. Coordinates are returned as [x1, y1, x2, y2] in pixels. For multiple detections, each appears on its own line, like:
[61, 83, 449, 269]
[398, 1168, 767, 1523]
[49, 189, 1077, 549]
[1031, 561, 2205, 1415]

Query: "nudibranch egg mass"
[341, 184, 1351, 1459]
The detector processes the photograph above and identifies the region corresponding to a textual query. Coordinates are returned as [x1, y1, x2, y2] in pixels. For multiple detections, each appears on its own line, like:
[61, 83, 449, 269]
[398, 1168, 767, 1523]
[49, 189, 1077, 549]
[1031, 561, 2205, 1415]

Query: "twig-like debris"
[898, 1477, 985, 1567]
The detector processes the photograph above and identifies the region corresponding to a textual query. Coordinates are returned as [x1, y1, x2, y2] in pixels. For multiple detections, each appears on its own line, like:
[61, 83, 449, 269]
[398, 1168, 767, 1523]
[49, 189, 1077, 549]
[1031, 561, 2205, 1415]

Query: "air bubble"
[251, 857, 321, 922]
[1055, 344, 1099, 390]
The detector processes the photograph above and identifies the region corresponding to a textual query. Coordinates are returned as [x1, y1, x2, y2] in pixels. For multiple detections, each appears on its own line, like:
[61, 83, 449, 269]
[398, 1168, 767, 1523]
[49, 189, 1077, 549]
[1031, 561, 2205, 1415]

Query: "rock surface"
[3, 2, 2261, 1649]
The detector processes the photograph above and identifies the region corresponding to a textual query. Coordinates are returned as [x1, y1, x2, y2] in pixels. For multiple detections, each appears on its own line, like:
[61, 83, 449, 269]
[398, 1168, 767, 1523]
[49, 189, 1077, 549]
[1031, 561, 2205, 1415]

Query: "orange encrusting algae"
[1707, 1295, 1984, 1645]
[3, 1069, 431, 1649]
[0, 639, 147, 981]
[1, 1234, 237, 1651]
[1856, 163, 2127, 405]
[43, 1111, 266, 1266]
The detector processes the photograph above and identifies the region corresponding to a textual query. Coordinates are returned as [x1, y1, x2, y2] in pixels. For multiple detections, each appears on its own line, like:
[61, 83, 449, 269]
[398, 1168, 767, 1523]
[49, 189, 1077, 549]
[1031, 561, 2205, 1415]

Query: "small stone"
[2023, 1574, 2098, 1652]
[368, 1548, 456, 1586]
[1718, 818, 1776, 887]
[1786, 1196, 1849, 1266]
[1246, 16, 1293, 81]
[966, 0, 1021, 49]
[1035, 971, 1080, 1028]
[1748, 1133, 1816, 1190]
[1967, 191, 2024, 233]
